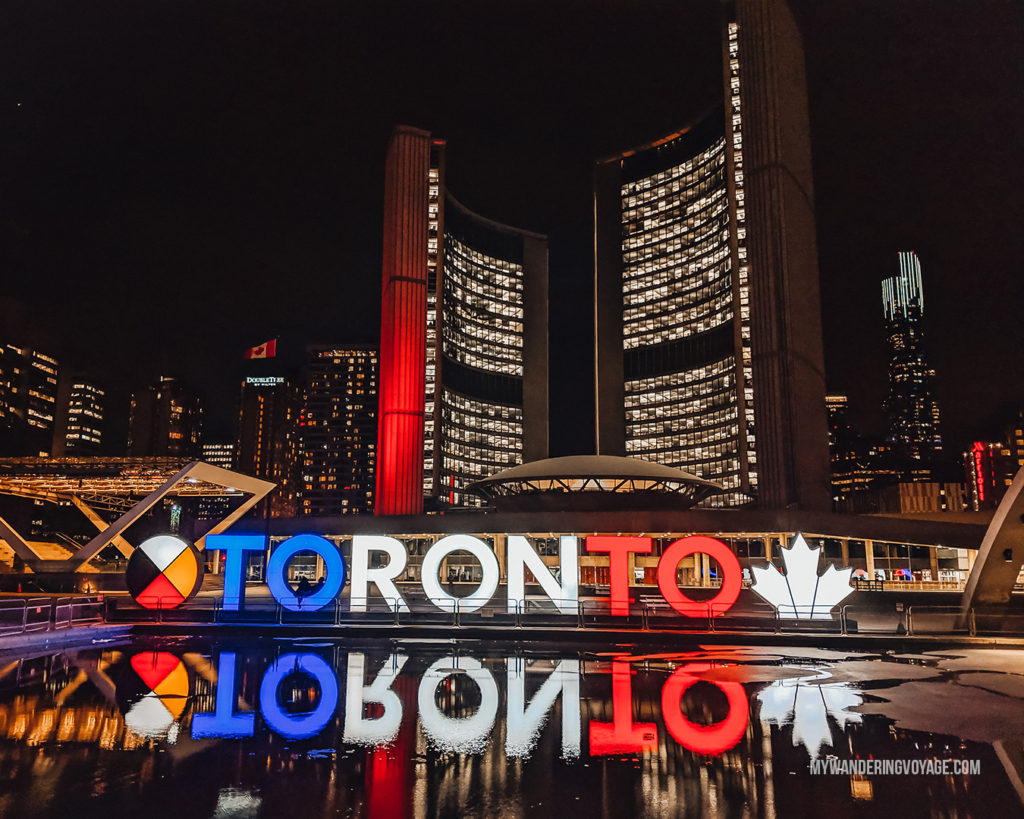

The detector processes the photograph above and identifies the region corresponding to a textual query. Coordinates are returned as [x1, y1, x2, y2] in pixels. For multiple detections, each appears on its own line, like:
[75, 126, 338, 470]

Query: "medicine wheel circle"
[126, 535, 205, 609]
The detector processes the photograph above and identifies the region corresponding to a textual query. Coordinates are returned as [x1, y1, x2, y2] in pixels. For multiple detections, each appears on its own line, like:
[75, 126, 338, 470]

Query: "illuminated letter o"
[260, 653, 338, 739]
[660, 663, 748, 755]
[267, 534, 345, 612]
[656, 536, 741, 617]
[417, 656, 499, 753]
[420, 535, 499, 613]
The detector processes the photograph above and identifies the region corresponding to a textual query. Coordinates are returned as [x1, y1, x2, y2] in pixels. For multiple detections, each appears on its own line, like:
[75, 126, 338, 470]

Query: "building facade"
[201, 441, 235, 470]
[297, 346, 377, 516]
[235, 375, 295, 517]
[965, 412, 1024, 510]
[127, 377, 203, 458]
[882, 251, 943, 461]
[52, 376, 105, 456]
[377, 127, 549, 514]
[594, 3, 830, 510]
[0, 344, 60, 456]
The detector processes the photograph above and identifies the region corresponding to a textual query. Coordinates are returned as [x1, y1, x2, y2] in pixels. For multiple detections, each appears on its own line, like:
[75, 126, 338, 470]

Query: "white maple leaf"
[751, 534, 854, 620]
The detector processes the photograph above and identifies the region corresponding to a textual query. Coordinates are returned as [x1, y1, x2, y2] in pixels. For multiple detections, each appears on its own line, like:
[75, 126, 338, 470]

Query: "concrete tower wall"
[735, 0, 830, 510]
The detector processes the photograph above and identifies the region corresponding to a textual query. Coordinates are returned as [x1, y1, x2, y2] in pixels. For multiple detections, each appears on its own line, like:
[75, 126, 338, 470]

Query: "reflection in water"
[507, 658, 579, 759]
[0, 639, 1020, 817]
[124, 652, 189, 739]
[757, 673, 863, 758]
[258, 653, 338, 739]
[344, 653, 408, 747]
[417, 656, 499, 755]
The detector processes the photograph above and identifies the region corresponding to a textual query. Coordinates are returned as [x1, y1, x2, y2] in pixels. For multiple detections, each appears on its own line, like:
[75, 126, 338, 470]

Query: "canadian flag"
[245, 338, 277, 359]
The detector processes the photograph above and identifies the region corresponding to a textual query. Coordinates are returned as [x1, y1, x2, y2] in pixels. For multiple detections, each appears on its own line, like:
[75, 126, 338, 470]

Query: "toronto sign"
[134, 531, 854, 619]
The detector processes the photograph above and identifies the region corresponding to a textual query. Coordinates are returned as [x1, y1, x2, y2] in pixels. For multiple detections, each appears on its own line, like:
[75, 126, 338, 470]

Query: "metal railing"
[90, 593, 1024, 640]
[196, 595, 887, 635]
[5, 589, 1024, 640]
[0, 595, 104, 636]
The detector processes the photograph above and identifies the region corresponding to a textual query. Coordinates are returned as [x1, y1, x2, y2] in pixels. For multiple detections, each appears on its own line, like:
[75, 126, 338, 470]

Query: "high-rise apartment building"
[825, 395, 856, 465]
[297, 346, 377, 516]
[236, 375, 295, 517]
[594, 2, 830, 510]
[127, 377, 203, 458]
[377, 127, 549, 514]
[0, 344, 60, 456]
[882, 251, 943, 461]
[52, 376, 105, 456]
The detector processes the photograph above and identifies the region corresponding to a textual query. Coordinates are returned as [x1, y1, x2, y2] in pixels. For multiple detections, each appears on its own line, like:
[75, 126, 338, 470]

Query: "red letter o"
[661, 663, 748, 755]
[656, 536, 741, 617]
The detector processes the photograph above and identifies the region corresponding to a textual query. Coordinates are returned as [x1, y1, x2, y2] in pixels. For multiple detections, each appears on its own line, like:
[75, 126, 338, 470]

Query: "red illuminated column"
[376, 127, 431, 515]
[586, 536, 652, 616]
[660, 663, 748, 755]
[589, 660, 658, 755]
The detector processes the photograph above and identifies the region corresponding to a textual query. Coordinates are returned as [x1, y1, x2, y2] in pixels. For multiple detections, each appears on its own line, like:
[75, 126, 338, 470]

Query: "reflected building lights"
[0, 643, 1007, 816]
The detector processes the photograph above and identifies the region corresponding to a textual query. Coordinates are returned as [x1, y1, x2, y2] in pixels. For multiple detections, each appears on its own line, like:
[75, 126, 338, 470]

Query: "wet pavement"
[0, 636, 1022, 817]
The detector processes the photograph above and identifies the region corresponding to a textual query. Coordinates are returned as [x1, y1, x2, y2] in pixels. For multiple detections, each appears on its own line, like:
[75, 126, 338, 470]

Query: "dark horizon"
[2, 0, 1021, 457]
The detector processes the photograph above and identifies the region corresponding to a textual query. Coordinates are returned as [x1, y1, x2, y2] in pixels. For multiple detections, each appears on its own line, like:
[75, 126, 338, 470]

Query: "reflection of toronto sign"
[173, 531, 852, 619]
[203, 532, 747, 616]
[184, 651, 750, 757]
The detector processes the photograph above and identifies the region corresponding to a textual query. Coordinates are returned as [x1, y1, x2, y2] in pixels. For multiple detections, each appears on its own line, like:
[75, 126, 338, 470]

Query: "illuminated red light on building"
[972, 441, 985, 502]
[376, 127, 431, 515]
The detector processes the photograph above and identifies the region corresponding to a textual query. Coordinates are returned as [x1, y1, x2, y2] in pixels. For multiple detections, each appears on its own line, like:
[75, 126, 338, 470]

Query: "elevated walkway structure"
[0, 458, 275, 572]
[961, 466, 1024, 617]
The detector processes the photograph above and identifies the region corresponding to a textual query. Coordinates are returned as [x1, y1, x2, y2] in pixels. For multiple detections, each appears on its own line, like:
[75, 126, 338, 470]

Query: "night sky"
[2, 0, 1021, 458]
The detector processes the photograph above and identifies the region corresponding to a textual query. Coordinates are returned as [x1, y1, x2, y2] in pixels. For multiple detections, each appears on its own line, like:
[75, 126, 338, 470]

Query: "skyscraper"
[52, 376, 105, 456]
[127, 377, 203, 458]
[297, 346, 378, 516]
[0, 343, 60, 456]
[236, 374, 295, 516]
[376, 127, 549, 514]
[882, 251, 942, 461]
[825, 394, 855, 466]
[594, 2, 830, 510]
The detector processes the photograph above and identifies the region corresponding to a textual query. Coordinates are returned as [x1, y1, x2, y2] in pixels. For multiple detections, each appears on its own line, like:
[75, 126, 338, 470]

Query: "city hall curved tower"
[595, 114, 755, 507]
[594, 2, 830, 510]
[377, 127, 548, 514]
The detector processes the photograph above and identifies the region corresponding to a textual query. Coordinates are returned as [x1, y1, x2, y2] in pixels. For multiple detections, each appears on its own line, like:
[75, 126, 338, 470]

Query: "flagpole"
[261, 337, 281, 582]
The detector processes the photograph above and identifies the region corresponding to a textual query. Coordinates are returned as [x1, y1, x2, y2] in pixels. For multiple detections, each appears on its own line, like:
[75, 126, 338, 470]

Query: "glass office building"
[298, 347, 378, 516]
[54, 377, 105, 456]
[882, 251, 943, 460]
